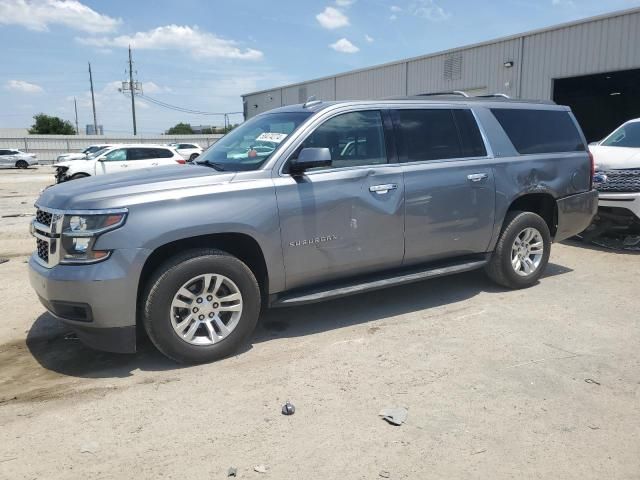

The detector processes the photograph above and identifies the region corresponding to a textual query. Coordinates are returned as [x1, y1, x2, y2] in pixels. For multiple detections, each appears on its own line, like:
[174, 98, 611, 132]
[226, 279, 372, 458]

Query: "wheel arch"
[137, 232, 269, 324]
[504, 192, 558, 237]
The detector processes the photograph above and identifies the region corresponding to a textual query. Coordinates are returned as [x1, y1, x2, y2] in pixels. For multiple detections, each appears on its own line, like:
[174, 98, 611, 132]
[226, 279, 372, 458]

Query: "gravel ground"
[0, 168, 638, 479]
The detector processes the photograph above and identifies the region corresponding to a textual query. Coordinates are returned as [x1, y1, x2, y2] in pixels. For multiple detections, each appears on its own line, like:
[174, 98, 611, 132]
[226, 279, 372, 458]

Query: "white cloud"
[0, 0, 120, 33]
[77, 25, 263, 60]
[409, 0, 450, 21]
[142, 81, 172, 94]
[329, 38, 359, 53]
[316, 6, 350, 29]
[390, 14, 398, 21]
[4, 80, 44, 94]
[390, 5, 403, 12]
[365, 34, 374, 43]
[335, 0, 355, 6]
[552, 0, 575, 6]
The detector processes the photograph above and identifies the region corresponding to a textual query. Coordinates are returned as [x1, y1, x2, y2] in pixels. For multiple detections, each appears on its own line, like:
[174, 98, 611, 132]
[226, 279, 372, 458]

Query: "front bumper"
[554, 189, 598, 242]
[28, 248, 151, 353]
[598, 192, 640, 221]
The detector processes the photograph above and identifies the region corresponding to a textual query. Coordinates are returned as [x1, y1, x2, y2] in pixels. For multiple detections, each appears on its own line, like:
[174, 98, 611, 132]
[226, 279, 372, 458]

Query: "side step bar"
[271, 257, 489, 308]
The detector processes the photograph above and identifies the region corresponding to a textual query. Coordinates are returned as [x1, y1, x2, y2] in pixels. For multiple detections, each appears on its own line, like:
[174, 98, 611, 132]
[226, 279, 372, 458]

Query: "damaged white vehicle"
[590, 118, 640, 234]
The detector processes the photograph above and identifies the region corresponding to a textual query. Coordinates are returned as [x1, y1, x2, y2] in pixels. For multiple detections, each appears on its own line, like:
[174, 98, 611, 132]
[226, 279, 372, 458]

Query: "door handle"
[151, 163, 158, 166]
[121, 164, 128, 168]
[369, 183, 398, 195]
[467, 173, 488, 182]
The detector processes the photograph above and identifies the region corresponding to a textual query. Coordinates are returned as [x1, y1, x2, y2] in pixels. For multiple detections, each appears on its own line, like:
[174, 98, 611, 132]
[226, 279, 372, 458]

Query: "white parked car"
[54, 144, 186, 183]
[590, 118, 640, 229]
[0, 148, 38, 168]
[169, 143, 203, 161]
[56, 144, 116, 163]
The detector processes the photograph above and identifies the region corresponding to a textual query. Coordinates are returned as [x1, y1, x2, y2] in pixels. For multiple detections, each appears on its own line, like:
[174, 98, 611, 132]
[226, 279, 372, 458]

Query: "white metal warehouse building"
[242, 7, 640, 142]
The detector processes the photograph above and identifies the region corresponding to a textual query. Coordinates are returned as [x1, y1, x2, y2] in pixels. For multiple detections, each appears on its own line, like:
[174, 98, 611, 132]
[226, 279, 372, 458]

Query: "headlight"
[60, 210, 127, 263]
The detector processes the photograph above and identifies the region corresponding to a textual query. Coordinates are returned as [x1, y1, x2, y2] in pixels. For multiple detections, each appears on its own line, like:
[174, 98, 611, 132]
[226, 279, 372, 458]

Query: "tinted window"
[103, 149, 126, 161]
[491, 108, 585, 154]
[153, 148, 174, 158]
[0, 150, 9, 155]
[453, 110, 487, 157]
[303, 110, 387, 169]
[126, 148, 149, 160]
[396, 109, 462, 161]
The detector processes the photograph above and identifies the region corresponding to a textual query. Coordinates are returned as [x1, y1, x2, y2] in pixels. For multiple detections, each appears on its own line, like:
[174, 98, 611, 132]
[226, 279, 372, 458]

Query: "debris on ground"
[227, 467, 237, 477]
[585, 378, 601, 386]
[0, 258, 9, 265]
[80, 442, 99, 454]
[1, 213, 34, 218]
[471, 449, 487, 455]
[379, 470, 391, 478]
[379, 407, 408, 426]
[253, 464, 268, 474]
[281, 401, 295, 416]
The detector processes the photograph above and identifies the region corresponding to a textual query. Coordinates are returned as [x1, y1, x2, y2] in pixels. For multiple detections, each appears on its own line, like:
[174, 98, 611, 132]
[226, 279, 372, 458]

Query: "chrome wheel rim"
[510, 227, 544, 277]
[170, 274, 243, 345]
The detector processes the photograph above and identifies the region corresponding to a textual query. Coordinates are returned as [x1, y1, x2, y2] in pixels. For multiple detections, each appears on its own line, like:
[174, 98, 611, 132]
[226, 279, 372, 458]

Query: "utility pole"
[73, 97, 79, 134]
[88, 62, 98, 135]
[128, 45, 137, 135]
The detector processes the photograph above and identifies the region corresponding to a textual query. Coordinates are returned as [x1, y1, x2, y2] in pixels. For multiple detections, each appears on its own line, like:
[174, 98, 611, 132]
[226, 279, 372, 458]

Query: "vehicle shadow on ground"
[255, 264, 571, 342]
[25, 265, 572, 379]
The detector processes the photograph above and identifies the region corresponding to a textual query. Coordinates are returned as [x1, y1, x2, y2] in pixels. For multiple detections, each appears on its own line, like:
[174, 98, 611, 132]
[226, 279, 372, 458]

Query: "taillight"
[175, 159, 186, 165]
[589, 150, 595, 189]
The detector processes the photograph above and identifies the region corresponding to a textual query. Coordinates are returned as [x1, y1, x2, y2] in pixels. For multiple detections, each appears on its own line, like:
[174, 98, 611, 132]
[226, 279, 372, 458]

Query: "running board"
[271, 257, 489, 308]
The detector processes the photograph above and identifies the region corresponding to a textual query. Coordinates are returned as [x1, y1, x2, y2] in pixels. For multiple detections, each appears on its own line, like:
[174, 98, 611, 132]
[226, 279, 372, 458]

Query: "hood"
[58, 153, 87, 160]
[37, 164, 236, 210]
[590, 145, 640, 170]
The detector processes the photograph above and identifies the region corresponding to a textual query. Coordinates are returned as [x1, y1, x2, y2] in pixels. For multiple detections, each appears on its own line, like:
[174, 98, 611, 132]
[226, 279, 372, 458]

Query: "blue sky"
[1, 0, 638, 134]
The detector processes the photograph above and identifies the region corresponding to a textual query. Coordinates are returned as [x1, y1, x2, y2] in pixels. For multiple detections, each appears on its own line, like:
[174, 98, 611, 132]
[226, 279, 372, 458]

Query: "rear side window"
[154, 148, 174, 158]
[491, 108, 585, 154]
[394, 109, 486, 162]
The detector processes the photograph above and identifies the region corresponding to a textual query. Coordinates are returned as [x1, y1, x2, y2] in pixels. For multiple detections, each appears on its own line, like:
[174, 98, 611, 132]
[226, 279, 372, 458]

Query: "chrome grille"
[36, 209, 53, 226]
[595, 169, 640, 193]
[36, 238, 49, 263]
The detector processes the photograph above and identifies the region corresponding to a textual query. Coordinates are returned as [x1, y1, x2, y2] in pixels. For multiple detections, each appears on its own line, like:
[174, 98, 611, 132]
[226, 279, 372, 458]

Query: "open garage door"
[553, 69, 640, 143]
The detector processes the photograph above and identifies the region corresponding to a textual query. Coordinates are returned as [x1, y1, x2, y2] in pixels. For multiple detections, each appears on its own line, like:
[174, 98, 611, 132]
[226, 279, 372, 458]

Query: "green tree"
[28, 114, 76, 135]
[166, 122, 194, 135]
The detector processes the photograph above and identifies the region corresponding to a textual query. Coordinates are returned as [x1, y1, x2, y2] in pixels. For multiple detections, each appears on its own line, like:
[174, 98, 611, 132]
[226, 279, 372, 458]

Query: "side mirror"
[289, 147, 332, 175]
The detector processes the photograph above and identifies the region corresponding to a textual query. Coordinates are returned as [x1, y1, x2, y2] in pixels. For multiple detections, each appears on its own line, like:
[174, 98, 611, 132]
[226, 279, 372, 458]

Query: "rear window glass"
[491, 108, 585, 154]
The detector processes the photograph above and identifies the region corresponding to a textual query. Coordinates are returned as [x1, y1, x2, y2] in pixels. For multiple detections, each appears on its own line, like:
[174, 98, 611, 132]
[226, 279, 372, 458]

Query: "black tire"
[15, 160, 28, 169]
[142, 249, 261, 364]
[189, 153, 199, 161]
[70, 173, 90, 180]
[485, 211, 551, 289]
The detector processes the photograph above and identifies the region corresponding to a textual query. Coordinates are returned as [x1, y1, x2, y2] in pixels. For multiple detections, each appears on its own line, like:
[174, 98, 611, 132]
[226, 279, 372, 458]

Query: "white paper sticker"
[256, 132, 288, 143]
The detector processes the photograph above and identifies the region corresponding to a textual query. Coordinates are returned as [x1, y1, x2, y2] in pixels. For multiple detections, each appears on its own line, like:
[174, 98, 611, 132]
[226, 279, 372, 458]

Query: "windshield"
[83, 146, 102, 154]
[601, 122, 640, 148]
[196, 112, 311, 171]
[87, 147, 110, 159]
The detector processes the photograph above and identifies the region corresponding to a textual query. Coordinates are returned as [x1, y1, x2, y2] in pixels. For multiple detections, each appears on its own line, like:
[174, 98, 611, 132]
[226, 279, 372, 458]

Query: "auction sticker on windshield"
[256, 132, 288, 143]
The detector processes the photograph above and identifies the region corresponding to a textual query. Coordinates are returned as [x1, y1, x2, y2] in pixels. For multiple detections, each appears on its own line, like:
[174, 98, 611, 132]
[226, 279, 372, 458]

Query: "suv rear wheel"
[142, 249, 261, 363]
[15, 160, 28, 169]
[485, 211, 551, 289]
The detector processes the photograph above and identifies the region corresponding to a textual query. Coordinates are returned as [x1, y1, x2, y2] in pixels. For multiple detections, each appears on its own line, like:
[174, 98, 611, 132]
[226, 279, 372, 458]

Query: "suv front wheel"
[485, 211, 551, 289]
[142, 249, 261, 363]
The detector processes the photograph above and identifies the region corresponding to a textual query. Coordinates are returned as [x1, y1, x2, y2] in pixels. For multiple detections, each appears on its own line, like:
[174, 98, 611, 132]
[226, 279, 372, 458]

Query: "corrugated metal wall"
[242, 8, 640, 118]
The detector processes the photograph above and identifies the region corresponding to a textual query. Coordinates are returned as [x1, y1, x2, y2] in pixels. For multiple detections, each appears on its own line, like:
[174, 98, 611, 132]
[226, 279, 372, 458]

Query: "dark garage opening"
[553, 68, 640, 143]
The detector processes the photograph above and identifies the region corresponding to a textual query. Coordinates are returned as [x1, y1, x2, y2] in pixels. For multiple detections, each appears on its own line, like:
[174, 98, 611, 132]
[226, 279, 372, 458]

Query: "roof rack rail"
[416, 90, 470, 97]
[476, 93, 511, 99]
[303, 96, 323, 108]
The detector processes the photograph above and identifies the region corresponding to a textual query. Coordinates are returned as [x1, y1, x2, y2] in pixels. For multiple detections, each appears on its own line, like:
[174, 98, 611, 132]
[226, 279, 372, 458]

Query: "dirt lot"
[0, 167, 638, 479]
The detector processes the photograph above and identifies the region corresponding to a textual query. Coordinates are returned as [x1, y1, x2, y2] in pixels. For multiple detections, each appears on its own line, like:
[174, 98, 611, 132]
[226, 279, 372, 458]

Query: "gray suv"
[29, 97, 598, 363]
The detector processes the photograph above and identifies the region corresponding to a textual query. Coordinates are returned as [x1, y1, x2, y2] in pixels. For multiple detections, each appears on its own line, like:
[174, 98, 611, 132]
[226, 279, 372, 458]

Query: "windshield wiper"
[198, 161, 227, 172]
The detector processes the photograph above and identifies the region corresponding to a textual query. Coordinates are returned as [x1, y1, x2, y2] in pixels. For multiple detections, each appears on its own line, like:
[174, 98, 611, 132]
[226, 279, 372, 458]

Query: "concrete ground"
[0, 168, 638, 479]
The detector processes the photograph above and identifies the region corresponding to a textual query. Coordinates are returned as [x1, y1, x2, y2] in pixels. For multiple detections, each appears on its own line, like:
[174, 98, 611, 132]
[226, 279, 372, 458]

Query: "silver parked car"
[0, 149, 38, 168]
[29, 95, 598, 363]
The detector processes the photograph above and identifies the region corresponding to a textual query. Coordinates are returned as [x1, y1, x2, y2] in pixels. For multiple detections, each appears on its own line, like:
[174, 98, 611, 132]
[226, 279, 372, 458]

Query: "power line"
[134, 93, 242, 117]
